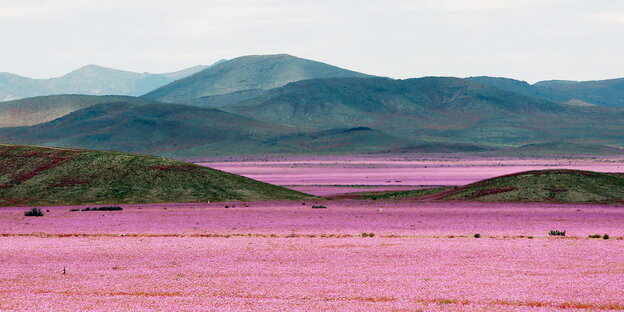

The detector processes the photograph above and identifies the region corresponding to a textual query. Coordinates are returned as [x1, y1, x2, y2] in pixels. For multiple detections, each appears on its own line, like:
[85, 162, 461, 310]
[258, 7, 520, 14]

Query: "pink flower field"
[2, 200, 624, 311]
[2, 156, 624, 311]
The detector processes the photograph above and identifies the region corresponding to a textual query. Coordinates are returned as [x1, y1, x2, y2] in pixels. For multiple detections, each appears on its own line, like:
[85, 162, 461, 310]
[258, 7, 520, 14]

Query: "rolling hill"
[0, 64, 209, 101]
[0, 95, 158, 127]
[438, 169, 624, 203]
[0, 101, 294, 155]
[142, 54, 371, 103]
[0, 144, 311, 206]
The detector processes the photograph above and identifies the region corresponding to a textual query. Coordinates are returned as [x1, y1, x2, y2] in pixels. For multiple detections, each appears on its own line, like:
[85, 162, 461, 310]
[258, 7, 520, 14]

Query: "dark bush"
[81, 206, 123, 211]
[588, 234, 602, 238]
[312, 205, 327, 209]
[24, 208, 44, 217]
[474, 233, 481, 238]
[549, 230, 566, 236]
[603, 234, 610, 240]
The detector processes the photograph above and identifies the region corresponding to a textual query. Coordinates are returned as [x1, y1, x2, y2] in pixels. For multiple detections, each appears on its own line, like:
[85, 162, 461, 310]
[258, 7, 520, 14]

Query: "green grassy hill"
[440, 169, 624, 203]
[0, 145, 311, 206]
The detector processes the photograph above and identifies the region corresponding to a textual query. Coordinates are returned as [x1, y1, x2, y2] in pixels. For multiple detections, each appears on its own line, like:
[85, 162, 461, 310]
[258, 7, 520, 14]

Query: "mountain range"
[0, 63, 211, 101]
[0, 54, 623, 156]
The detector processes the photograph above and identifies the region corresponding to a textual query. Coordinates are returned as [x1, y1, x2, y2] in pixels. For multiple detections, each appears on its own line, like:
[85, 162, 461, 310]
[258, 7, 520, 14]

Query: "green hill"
[0, 145, 311, 206]
[143, 54, 370, 103]
[440, 169, 624, 203]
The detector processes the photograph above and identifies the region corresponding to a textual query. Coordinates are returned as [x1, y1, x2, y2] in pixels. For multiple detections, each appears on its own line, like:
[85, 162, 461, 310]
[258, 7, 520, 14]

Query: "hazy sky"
[1, 0, 623, 82]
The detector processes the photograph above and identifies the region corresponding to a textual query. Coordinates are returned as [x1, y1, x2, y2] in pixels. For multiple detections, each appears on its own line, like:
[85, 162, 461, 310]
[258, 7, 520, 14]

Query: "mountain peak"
[143, 54, 371, 102]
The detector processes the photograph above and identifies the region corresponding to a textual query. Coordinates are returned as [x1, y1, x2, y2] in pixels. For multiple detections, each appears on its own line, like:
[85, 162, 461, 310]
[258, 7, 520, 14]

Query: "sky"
[0, 0, 623, 83]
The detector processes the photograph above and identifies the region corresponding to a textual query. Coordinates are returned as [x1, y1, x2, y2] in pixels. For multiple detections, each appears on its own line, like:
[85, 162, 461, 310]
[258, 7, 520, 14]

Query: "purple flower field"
[2, 156, 624, 311]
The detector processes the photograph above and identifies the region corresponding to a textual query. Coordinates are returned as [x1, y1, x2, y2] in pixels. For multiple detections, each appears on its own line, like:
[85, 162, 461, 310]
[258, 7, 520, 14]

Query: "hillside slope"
[0, 145, 311, 206]
[0, 95, 158, 127]
[143, 54, 370, 103]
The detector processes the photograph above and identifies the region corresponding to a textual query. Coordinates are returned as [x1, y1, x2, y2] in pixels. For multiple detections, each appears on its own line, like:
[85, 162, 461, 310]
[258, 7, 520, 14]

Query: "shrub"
[81, 206, 123, 211]
[603, 234, 610, 240]
[588, 234, 602, 238]
[312, 205, 327, 209]
[361, 232, 375, 237]
[549, 230, 566, 236]
[527, 236, 534, 239]
[474, 233, 481, 238]
[24, 208, 44, 217]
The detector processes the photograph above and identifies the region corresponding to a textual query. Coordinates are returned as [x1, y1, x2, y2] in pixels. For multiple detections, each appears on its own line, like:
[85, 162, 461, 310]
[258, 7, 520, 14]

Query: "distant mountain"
[142, 54, 371, 103]
[534, 78, 624, 108]
[468, 76, 624, 108]
[0, 144, 310, 206]
[224, 76, 572, 128]
[0, 64, 210, 101]
[223, 76, 624, 146]
[0, 95, 157, 127]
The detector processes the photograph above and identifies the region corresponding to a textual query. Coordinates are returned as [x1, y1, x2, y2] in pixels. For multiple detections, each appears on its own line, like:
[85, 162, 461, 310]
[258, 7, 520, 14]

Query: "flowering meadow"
[2, 200, 624, 311]
[2, 156, 624, 311]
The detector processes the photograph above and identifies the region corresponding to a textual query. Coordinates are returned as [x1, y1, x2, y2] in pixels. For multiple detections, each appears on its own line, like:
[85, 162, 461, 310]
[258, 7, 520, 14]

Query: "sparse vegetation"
[361, 232, 375, 237]
[549, 230, 566, 236]
[24, 207, 44, 216]
[349, 186, 455, 200]
[312, 205, 327, 209]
